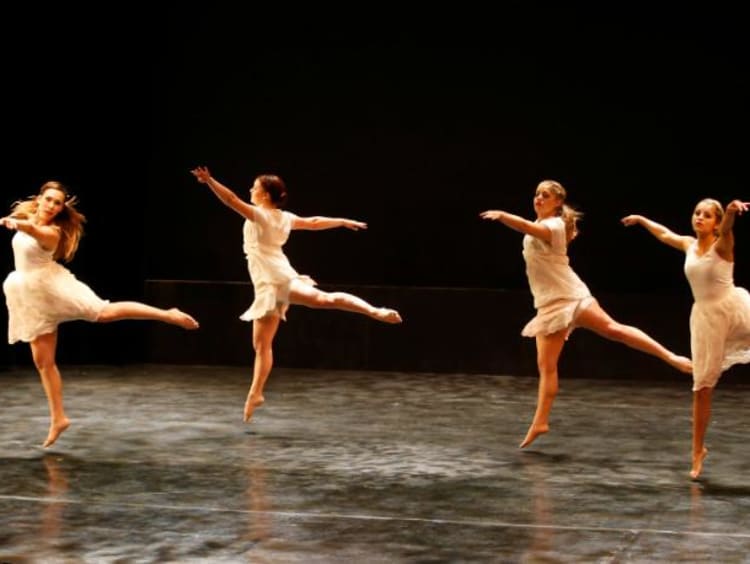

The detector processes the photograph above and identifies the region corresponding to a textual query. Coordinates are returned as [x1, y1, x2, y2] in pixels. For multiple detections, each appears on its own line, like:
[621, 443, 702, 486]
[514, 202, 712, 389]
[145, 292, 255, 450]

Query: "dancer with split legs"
[1, 181, 199, 447]
[623, 198, 750, 479]
[481, 180, 692, 448]
[191, 166, 402, 422]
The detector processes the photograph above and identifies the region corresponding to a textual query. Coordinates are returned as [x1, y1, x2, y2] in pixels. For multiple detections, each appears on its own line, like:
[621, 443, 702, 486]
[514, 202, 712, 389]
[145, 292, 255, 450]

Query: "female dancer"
[481, 180, 692, 448]
[623, 199, 750, 478]
[2, 181, 199, 447]
[190, 166, 401, 422]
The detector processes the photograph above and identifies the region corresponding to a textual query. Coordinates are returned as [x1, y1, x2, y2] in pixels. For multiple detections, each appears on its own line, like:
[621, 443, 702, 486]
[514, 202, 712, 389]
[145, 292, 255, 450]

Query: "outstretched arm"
[480, 210, 552, 243]
[715, 200, 749, 261]
[1, 216, 60, 251]
[190, 166, 258, 221]
[621, 214, 692, 252]
[292, 216, 367, 231]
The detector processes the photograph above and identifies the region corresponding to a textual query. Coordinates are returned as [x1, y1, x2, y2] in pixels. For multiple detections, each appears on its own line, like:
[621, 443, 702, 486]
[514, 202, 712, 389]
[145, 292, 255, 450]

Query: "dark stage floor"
[1, 365, 748, 562]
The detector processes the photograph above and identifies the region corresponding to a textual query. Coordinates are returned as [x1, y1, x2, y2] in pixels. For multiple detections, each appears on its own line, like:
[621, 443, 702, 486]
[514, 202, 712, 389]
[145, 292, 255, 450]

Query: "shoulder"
[540, 216, 564, 229]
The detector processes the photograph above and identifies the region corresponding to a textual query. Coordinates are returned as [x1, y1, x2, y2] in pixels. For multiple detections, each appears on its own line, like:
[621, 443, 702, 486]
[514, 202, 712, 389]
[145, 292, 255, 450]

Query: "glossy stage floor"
[1, 365, 748, 562]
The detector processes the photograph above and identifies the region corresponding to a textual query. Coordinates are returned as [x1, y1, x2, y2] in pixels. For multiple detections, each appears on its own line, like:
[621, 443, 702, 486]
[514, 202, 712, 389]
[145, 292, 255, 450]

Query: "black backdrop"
[2, 6, 748, 370]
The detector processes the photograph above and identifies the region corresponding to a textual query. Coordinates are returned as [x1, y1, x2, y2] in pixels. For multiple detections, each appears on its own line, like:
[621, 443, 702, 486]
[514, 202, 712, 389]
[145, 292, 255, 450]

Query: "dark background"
[2, 6, 748, 376]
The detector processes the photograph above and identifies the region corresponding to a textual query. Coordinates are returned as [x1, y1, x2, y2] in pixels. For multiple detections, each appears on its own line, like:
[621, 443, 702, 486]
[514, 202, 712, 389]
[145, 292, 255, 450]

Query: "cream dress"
[684, 240, 750, 390]
[3, 231, 108, 343]
[521, 216, 594, 338]
[240, 207, 312, 321]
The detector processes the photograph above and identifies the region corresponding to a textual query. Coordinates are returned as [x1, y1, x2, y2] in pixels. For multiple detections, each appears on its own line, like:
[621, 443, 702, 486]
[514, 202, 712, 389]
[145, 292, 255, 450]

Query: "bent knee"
[252, 340, 273, 354]
[32, 356, 57, 372]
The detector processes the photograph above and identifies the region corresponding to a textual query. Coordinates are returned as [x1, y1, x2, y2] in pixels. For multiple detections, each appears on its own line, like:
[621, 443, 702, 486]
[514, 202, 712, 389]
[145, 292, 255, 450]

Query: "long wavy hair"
[9, 181, 86, 262]
[538, 179, 583, 243]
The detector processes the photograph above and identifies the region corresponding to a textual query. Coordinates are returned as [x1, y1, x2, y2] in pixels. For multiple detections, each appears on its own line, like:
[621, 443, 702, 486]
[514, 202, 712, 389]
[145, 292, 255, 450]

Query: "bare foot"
[373, 308, 402, 324]
[43, 417, 71, 448]
[690, 447, 708, 480]
[169, 308, 199, 330]
[669, 354, 692, 374]
[520, 423, 549, 449]
[244, 395, 265, 422]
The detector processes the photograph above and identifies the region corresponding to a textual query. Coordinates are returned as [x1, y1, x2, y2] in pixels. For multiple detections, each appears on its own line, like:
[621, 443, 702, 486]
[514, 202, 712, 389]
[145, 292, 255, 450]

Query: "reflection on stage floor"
[1, 365, 748, 562]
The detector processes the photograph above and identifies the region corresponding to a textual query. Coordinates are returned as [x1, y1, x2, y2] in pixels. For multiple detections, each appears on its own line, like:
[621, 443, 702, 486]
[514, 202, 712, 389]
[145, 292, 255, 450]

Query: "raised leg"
[289, 283, 402, 324]
[575, 301, 692, 373]
[96, 301, 199, 329]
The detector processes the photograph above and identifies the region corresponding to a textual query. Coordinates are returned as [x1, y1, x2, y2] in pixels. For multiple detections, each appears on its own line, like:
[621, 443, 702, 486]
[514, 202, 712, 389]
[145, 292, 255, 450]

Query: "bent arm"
[191, 166, 257, 221]
[715, 200, 749, 260]
[292, 216, 367, 231]
[480, 210, 552, 243]
[621, 214, 691, 251]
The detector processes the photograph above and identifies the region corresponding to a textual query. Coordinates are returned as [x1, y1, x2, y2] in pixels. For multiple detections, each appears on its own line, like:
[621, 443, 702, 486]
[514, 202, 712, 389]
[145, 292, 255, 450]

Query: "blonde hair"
[10, 181, 86, 262]
[538, 179, 582, 242]
[695, 198, 724, 236]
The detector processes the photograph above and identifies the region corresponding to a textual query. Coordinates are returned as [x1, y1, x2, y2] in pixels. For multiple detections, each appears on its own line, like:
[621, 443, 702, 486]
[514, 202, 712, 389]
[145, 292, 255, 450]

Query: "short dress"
[684, 240, 750, 390]
[3, 231, 108, 343]
[239, 207, 312, 322]
[521, 216, 594, 338]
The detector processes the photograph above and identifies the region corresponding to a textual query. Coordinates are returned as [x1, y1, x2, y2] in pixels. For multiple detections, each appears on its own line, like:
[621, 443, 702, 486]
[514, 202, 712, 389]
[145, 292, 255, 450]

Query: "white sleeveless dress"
[240, 207, 312, 321]
[3, 231, 108, 343]
[521, 217, 594, 337]
[684, 240, 750, 390]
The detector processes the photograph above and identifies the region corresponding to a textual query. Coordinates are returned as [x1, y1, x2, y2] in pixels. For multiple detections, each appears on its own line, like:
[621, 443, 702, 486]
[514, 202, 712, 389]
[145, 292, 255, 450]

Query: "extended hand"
[0, 217, 18, 230]
[344, 220, 367, 231]
[190, 166, 211, 183]
[727, 200, 750, 215]
[621, 215, 641, 226]
[480, 210, 504, 221]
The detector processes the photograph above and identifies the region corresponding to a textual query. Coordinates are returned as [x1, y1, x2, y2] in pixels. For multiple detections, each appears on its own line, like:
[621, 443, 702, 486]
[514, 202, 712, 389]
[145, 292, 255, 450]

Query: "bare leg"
[575, 301, 692, 373]
[520, 330, 566, 448]
[690, 387, 713, 479]
[245, 314, 281, 422]
[30, 333, 70, 448]
[96, 301, 199, 329]
[289, 284, 402, 323]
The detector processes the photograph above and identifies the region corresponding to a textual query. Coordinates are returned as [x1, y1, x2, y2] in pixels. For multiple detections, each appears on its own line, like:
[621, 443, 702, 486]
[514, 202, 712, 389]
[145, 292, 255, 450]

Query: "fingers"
[728, 200, 750, 215]
[189, 166, 210, 182]
[1, 218, 18, 230]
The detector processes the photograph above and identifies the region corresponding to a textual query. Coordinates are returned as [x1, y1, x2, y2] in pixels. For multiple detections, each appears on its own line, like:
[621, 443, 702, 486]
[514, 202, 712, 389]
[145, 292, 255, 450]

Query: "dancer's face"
[250, 179, 269, 206]
[35, 188, 65, 224]
[533, 186, 562, 219]
[692, 202, 719, 236]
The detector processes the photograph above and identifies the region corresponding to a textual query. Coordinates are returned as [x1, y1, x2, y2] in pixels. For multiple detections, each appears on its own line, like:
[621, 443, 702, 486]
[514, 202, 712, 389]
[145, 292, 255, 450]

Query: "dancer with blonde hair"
[482, 180, 692, 448]
[623, 198, 750, 478]
[2, 181, 199, 447]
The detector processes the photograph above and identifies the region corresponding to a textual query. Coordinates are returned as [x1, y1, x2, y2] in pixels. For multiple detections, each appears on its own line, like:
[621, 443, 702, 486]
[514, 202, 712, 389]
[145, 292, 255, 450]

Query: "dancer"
[2, 181, 199, 447]
[623, 199, 750, 479]
[190, 166, 402, 422]
[481, 180, 692, 448]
